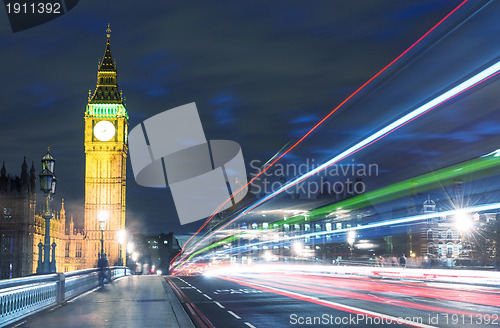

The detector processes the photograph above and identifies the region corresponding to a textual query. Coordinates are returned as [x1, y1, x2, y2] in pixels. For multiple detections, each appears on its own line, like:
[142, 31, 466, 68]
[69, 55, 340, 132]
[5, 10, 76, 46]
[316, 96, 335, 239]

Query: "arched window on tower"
[427, 229, 433, 240]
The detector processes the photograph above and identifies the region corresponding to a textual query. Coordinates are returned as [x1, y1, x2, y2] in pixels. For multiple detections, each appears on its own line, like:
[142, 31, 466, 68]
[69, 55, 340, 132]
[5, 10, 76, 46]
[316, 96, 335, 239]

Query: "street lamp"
[36, 147, 57, 274]
[454, 210, 473, 232]
[98, 210, 109, 261]
[126, 242, 134, 268]
[117, 230, 126, 266]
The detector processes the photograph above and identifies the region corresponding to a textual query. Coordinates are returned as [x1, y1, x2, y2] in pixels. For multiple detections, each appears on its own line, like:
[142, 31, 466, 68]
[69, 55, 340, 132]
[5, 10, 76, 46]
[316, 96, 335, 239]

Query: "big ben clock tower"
[84, 25, 128, 267]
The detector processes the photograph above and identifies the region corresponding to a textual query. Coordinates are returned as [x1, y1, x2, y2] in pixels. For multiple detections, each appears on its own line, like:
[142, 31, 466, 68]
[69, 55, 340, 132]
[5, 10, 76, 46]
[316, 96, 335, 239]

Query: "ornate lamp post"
[36, 147, 57, 274]
[117, 230, 126, 266]
[126, 242, 134, 268]
[98, 210, 109, 261]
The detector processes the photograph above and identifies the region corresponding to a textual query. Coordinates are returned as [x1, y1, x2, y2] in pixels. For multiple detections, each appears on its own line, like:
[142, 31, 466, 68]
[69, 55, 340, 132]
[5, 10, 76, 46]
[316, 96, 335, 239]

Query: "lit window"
[3, 208, 12, 219]
[446, 230, 453, 240]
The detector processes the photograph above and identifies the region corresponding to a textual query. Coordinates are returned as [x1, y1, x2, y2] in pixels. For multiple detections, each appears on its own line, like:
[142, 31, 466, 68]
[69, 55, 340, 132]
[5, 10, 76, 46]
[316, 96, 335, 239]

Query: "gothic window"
[65, 242, 70, 258]
[447, 245, 453, 255]
[427, 246, 434, 254]
[75, 243, 82, 258]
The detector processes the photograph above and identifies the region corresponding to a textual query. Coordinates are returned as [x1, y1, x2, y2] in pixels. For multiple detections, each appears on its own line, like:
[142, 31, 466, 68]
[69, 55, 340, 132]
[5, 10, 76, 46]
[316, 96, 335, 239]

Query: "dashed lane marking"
[227, 311, 241, 319]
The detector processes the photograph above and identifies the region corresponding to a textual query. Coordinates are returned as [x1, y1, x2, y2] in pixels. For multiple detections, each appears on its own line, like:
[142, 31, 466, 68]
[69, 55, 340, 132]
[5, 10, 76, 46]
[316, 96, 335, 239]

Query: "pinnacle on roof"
[98, 24, 116, 72]
[22, 156, 28, 173]
[89, 23, 123, 104]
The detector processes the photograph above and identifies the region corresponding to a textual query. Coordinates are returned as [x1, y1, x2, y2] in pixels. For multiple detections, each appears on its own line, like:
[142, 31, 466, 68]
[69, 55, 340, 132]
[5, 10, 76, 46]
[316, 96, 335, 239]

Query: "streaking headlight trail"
[246, 60, 500, 214]
[175, 59, 500, 266]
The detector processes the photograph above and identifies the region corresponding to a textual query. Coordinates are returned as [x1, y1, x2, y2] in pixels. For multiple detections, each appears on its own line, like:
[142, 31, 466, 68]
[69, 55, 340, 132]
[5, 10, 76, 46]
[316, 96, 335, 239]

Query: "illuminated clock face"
[94, 120, 116, 141]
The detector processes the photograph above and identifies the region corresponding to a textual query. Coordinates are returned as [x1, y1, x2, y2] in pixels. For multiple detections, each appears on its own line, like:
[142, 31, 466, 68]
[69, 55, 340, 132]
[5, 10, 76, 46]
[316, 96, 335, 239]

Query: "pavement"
[12, 275, 195, 328]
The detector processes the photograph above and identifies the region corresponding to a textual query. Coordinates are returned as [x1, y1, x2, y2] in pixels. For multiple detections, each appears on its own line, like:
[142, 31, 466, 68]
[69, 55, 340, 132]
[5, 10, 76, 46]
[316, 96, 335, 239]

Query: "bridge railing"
[0, 266, 130, 328]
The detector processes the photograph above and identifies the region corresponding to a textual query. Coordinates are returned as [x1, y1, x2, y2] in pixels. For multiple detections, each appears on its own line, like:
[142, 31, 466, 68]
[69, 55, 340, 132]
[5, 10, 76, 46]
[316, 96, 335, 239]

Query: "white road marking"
[67, 286, 100, 302]
[203, 294, 212, 300]
[214, 301, 225, 308]
[225, 278, 439, 328]
[11, 320, 26, 328]
[48, 305, 61, 312]
[244, 322, 257, 328]
[227, 311, 241, 319]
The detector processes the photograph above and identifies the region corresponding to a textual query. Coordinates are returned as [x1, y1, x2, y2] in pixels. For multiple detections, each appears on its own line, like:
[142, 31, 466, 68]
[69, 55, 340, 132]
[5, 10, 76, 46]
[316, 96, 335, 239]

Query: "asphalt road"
[168, 272, 500, 328]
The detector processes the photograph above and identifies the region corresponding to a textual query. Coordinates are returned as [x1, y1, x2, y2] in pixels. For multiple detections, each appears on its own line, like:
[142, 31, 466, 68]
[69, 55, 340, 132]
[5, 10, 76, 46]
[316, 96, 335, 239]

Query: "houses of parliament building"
[0, 27, 128, 279]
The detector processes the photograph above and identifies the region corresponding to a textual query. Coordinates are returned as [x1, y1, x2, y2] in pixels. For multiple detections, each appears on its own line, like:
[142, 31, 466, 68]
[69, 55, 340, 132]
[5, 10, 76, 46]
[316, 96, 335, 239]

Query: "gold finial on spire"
[106, 23, 111, 38]
[88, 90, 91, 101]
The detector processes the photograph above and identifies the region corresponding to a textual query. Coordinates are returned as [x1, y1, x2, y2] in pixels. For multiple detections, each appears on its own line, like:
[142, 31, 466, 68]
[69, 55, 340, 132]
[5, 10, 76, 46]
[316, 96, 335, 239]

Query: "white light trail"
[178, 59, 500, 265]
[222, 202, 500, 255]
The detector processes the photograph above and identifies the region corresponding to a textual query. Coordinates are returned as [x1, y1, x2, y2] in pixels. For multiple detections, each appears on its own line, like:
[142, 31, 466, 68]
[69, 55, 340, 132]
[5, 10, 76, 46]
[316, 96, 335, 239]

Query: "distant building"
[130, 233, 181, 274]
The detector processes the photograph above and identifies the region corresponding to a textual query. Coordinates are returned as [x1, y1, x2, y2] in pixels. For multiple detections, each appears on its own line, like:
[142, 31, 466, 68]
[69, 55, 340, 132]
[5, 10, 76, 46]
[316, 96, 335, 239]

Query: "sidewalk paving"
[15, 275, 194, 328]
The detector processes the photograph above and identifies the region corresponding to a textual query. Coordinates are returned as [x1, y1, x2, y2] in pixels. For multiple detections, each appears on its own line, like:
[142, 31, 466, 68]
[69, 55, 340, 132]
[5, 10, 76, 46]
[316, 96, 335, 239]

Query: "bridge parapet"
[0, 266, 131, 327]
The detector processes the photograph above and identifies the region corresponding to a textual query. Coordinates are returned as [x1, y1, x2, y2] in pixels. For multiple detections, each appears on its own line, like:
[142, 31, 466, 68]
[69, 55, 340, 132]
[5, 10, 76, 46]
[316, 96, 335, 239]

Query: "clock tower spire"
[84, 25, 128, 268]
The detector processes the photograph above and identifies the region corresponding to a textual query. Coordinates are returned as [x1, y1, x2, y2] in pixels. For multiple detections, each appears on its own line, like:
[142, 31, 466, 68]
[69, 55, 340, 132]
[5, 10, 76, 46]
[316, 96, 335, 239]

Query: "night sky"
[1, 0, 500, 239]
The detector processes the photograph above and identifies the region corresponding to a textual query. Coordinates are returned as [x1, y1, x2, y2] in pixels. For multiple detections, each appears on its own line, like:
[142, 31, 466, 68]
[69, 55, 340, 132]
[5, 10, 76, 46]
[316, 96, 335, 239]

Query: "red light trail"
[172, 0, 470, 265]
